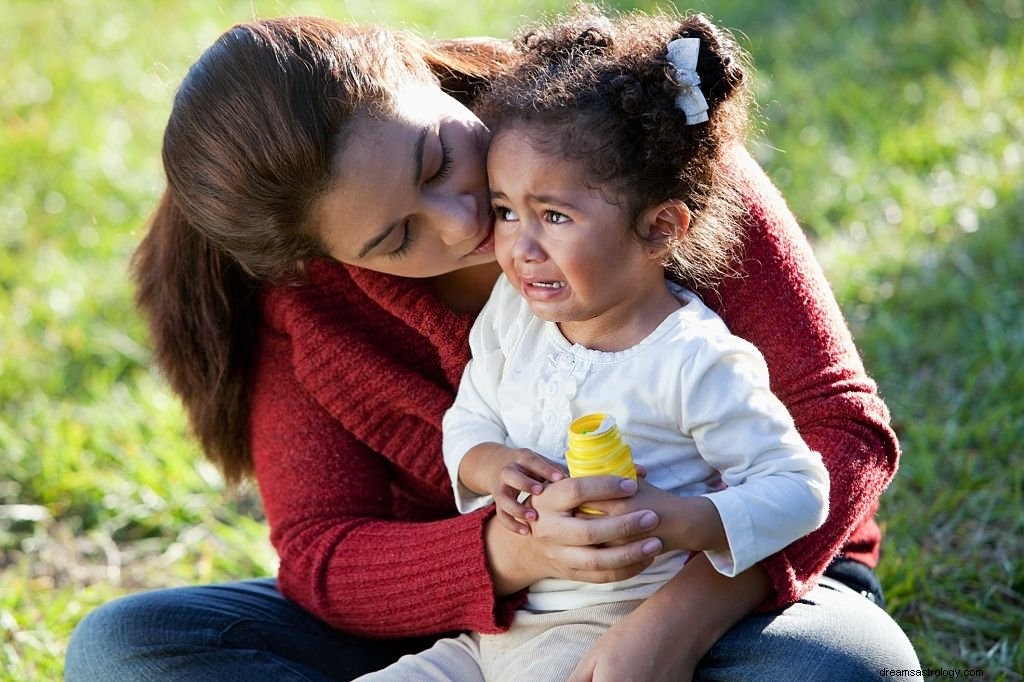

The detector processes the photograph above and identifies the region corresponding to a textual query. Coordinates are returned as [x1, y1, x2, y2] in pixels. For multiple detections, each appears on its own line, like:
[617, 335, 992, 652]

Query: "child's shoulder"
[472, 273, 537, 342]
[664, 281, 764, 360]
[666, 281, 729, 333]
[483, 273, 531, 321]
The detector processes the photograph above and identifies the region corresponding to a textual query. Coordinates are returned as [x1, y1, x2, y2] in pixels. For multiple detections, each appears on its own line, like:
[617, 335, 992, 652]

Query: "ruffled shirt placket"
[532, 348, 591, 462]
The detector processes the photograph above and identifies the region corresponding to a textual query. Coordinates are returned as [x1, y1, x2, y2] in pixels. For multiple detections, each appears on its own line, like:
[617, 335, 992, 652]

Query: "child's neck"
[558, 278, 681, 352]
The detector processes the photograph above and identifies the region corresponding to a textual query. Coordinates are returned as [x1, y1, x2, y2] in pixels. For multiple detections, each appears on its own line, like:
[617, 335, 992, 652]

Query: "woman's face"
[316, 83, 497, 278]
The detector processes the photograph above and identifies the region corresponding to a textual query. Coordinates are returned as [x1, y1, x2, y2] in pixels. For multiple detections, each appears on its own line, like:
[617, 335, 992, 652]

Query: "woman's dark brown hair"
[132, 17, 515, 482]
[477, 4, 751, 289]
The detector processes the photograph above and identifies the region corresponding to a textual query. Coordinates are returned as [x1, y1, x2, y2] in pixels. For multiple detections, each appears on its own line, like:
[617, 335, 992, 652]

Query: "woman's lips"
[469, 221, 495, 255]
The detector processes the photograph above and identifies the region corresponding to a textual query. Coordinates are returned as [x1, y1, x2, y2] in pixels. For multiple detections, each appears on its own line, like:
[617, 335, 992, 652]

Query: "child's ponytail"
[669, 14, 750, 140]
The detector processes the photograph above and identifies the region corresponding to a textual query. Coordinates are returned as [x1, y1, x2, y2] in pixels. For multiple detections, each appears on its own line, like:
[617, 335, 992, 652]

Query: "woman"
[65, 14, 918, 681]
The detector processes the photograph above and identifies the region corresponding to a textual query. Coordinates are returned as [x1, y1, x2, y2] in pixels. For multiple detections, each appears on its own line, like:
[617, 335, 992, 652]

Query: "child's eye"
[545, 210, 570, 224]
[493, 206, 518, 222]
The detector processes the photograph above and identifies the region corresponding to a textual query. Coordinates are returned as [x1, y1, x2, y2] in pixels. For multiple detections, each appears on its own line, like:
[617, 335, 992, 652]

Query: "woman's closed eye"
[386, 220, 414, 260]
[427, 139, 453, 184]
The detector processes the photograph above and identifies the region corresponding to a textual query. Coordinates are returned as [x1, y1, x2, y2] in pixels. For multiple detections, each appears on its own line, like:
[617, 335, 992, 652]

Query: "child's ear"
[639, 200, 690, 257]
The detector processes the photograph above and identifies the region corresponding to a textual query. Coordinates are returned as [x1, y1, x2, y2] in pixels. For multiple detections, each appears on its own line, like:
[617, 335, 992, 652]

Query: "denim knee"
[65, 594, 153, 681]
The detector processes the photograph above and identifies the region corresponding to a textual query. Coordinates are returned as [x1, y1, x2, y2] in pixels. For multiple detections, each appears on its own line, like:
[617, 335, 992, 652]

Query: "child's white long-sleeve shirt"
[443, 275, 829, 611]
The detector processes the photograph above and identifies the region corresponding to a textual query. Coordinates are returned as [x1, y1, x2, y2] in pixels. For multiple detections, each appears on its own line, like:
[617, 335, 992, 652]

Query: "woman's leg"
[64, 578, 438, 682]
[695, 576, 920, 681]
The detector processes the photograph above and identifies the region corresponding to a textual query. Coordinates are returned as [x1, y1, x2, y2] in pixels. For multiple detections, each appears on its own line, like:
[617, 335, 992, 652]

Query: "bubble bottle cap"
[565, 413, 636, 514]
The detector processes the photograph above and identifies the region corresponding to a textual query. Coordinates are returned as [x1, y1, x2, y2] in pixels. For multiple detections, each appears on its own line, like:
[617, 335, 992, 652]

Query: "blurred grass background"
[1, 0, 1021, 678]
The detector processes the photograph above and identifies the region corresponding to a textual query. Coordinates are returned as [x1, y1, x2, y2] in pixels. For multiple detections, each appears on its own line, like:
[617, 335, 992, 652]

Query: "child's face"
[487, 130, 659, 328]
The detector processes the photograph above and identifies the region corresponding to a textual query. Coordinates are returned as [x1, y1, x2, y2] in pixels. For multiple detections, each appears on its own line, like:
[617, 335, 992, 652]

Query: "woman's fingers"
[531, 476, 656, 543]
[557, 538, 662, 583]
[516, 475, 665, 582]
[545, 475, 639, 506]
[569, 509, 660, 547]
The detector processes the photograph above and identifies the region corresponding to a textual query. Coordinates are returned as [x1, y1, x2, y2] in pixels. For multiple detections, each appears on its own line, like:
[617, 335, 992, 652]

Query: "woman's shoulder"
[723, 143, 797, 232]
[263, 258, 437, 326]
[263, 259, 472, 386]
[261, 259, 358, 328]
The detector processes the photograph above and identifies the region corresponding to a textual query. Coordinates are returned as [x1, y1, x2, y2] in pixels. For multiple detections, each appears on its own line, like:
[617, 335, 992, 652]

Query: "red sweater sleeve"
[697, 146, 900, 608]
[250, 269, 520, 638]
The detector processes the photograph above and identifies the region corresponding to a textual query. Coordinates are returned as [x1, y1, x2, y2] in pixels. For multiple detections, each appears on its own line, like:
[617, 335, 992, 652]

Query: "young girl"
[360, 8, 830, 680]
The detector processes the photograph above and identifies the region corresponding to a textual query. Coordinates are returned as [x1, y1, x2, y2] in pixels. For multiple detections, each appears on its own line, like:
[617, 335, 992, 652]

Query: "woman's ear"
[638, 200, 690, 258]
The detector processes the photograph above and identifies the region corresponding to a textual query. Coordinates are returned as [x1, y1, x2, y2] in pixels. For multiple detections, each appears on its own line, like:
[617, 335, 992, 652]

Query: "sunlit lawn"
[2, 1, 1021, 679]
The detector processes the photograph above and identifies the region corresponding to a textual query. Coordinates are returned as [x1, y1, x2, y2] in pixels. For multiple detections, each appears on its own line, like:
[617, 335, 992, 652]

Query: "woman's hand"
[485, 475, 663, 594]
[582, 478, 727, 554]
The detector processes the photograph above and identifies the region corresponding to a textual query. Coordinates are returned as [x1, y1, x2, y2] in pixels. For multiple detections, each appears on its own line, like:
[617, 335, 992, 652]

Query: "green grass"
[2, 0, 1021, 679]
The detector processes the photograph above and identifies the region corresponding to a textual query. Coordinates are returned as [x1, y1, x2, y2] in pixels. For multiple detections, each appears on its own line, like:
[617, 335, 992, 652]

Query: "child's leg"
[354, 632, 485, 682]
[480, 599, 643, 682]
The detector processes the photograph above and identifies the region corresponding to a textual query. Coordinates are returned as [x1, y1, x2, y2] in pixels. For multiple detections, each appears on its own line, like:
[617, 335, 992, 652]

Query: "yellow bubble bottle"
[565, 413, 636, 515]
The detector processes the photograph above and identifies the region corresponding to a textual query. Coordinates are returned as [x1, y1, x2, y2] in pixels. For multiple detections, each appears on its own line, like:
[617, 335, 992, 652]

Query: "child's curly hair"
[478, 4, 752, 289]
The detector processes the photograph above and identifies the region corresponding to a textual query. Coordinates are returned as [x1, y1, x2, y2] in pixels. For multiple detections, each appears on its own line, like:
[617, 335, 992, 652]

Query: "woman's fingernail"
[639, 511, 658, 529]
[619, 479, 637, 493]
[642, 538, 662, 556]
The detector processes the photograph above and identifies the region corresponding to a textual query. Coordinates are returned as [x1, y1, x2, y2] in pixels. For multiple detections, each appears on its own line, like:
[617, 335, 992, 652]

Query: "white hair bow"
[666, 38, 709, 124]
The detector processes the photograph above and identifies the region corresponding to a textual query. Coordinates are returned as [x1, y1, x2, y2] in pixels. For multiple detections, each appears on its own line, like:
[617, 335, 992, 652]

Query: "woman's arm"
[695, 145, 900, 607]
[571, 554, 771, 682]
[251, 324, 512, 638]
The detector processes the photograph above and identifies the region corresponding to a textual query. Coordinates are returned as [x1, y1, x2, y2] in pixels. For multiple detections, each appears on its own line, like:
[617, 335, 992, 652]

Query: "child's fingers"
[516, 449, 568, 482]
[496, 487, 538, 525]
[501, 466, 546, 496]
[497, 507, 533, 535]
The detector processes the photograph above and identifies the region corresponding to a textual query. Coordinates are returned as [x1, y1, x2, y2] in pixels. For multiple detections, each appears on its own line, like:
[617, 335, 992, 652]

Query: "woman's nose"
[433, 192, 479, 246]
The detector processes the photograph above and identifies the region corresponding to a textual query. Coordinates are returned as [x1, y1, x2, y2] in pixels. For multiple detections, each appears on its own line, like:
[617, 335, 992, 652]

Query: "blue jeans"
[65, 571, 919, 681]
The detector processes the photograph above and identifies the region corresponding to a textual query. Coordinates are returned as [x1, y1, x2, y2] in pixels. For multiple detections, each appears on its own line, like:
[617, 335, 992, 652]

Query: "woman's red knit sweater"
[249, 146, 899, 639]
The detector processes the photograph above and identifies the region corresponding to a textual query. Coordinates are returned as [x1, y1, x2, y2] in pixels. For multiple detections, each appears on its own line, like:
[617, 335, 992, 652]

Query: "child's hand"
[492, 449, 567, 535]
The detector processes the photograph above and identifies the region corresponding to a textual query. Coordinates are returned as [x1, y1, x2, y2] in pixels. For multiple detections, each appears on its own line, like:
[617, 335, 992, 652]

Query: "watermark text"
[879, 669, 984, 678]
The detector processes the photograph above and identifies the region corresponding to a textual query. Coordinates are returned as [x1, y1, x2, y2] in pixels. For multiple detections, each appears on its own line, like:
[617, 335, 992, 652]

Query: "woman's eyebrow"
[357, 125, 429, 259]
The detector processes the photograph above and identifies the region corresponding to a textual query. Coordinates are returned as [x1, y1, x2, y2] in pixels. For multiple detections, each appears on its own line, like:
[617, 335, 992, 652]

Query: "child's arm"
[677, 334, 830, 576]
[583, 331, 828, 571]
[459, 442, 567, 534]
[584, 477, 728, 555]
